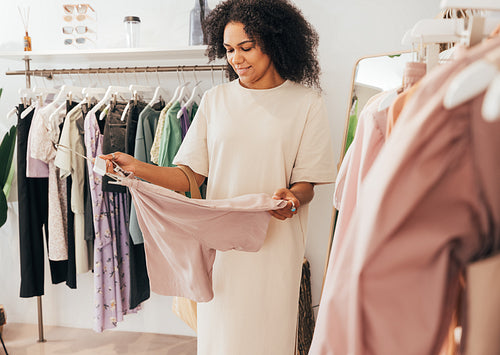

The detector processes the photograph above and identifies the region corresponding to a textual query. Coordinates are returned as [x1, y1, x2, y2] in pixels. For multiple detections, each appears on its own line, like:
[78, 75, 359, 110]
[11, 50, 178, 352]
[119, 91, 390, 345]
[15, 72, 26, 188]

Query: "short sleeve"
[290, 94, 336, 185]
[173, 93, 209, 177]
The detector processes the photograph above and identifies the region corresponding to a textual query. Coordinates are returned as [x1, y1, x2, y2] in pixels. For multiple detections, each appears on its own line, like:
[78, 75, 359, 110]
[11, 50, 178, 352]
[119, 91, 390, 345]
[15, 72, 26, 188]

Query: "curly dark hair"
[203, 0, 321, 89]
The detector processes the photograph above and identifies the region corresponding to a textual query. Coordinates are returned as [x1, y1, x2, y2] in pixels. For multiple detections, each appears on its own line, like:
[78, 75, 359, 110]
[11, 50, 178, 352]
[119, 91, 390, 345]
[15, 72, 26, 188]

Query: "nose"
[232, 49, 244, 64]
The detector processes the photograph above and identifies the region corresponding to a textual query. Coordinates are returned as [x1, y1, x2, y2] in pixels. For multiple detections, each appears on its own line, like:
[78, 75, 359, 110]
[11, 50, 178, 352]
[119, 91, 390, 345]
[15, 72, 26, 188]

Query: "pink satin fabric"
[118, 177, 287, 302]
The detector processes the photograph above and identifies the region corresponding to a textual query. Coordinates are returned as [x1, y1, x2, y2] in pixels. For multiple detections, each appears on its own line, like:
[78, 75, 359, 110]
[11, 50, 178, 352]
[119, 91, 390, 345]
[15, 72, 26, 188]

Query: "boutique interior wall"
[0, 0, 440, 337]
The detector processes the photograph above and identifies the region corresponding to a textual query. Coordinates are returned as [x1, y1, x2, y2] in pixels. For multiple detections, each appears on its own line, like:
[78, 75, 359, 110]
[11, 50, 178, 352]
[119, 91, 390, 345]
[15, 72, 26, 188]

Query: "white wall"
[0, 0, 440, 339]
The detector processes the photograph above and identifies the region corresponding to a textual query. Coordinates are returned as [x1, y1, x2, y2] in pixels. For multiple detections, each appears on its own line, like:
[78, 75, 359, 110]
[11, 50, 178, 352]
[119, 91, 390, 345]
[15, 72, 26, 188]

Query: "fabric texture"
[157, 101, 182, 167]
[84, 109, 137, 332]
[130, 103, 164, 245]
[54, 104, 89, 274]
[26, 104, 50, 178]
[310, 37, 500, 355]
[29, 103, 69, 261]
[17, 104, 70, 297]
[173, 79, 335, 355]
[150, 101, 173, 164]
[120, 176, 287, 302]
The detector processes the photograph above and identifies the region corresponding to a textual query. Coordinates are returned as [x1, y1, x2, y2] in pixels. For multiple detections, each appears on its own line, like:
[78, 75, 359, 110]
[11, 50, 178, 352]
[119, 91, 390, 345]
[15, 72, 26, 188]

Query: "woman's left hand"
[270, 188, 300, 220]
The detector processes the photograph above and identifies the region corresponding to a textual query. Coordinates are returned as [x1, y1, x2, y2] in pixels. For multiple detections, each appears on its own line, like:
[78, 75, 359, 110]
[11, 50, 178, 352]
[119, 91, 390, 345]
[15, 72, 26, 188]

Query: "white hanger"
[482, 73, 500, 121]
[120, 85, 154, 121]
[149, 86, 169, 106]
[6, 107, 18, 123]
[88, 85, 130, 119]
[177, 82, 190, 106]
[440, 0, 500, 11]
[70, 87, 106, 116]
[18, 88, 37, 119]
[177, 81, 202, 119]
[408, 18, 464, 45]
[48, 87, 84, 126]
[443, 44, 500, 110]
[378, 89, 399, 112]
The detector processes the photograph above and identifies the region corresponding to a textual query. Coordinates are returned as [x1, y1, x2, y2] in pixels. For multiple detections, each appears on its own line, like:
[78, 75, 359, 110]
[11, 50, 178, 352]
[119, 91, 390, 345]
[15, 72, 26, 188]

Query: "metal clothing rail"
[6, 64, 228, 80]
[8, 60, 227, 344]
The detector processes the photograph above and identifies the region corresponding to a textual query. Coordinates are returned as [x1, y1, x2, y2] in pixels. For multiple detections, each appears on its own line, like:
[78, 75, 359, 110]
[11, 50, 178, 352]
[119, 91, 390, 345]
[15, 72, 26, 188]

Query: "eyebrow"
[223, 40, 255, 47]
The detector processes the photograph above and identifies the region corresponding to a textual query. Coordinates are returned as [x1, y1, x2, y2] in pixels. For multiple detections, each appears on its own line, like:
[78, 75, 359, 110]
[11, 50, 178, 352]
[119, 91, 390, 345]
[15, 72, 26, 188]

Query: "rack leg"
[37, 296, 45, 343]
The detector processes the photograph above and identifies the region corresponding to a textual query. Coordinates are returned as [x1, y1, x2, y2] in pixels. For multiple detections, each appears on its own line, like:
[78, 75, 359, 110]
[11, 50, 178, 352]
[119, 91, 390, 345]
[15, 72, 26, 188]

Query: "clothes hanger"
[440, 0, 500, 11]
[18, 88, 37, 119]
[70, 87, 106, 114]
[6, 107, 18, 123]
[442, 26, 500, 110]
[120, 84, 154, 121]
[482, 72, 500, 121]
[149, 86, 169, 106]
[87, 85, 130, 118]
[178, 68, 202, 119]
[48, 85, 84, 127]
[148, 68, 168, 107]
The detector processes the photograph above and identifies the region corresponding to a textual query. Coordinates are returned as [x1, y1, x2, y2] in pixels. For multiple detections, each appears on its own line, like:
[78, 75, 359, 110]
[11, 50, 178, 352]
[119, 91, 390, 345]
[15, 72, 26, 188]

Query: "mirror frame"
[320, 50, 413, 295]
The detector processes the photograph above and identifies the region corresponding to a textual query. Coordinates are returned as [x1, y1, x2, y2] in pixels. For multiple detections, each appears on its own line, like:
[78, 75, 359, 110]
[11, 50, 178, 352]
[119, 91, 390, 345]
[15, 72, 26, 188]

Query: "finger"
[106, 160, 114, 173]
[99, 154, 113, 161]
[274, 209, 293, 219]
[269, 211, 286, 220]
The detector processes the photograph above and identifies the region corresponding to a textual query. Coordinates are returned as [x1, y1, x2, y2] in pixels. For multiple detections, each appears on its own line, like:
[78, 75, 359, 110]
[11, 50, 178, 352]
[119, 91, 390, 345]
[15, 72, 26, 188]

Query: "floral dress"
[83, 108, 137, 332]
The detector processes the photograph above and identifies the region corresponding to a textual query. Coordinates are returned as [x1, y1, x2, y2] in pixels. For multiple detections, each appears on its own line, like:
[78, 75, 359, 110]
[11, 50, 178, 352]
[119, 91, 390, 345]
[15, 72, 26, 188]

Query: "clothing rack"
[7, 59, 227, 344]
[6, 64, 228, 80]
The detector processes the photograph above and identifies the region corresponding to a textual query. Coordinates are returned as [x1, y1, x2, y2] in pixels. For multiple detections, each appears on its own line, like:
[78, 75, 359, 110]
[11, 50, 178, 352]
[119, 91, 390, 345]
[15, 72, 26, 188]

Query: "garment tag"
[93, 156, 108, 176]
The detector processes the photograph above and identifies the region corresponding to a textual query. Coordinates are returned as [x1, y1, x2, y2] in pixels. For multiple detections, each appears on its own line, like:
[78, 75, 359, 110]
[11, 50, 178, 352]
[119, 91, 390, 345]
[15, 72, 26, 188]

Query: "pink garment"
[118, 177, 287, 302]
[311, 37, 500, 355]
[332, 93, 388, 265]
[402, 61, 426, 91]
[26, 105, 50, 178]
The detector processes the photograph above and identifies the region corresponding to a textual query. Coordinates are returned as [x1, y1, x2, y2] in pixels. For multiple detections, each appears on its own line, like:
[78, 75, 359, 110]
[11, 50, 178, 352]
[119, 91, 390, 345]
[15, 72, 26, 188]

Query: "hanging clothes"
[122, 99, 152, 310]
[310, 36, 500, 355]
[157, 101, 182, 167]
[101, 101, 128, 193]
[17, 104, 68, 297]
[84, 109, 137, 332]
[26, 104, 50, 178]
[118, 175, 287, 301]
[331, 92, 388, 269]
[332, 62, 427, 270]
[129, 102, 164, 245]
[386, 62, 426, 136]
[54, 104, 90, 274]
[179, 102, 198, 140]
[173, 79, 336, 355]
[150, 101, 173, 164]
[29, 103, 70, 262]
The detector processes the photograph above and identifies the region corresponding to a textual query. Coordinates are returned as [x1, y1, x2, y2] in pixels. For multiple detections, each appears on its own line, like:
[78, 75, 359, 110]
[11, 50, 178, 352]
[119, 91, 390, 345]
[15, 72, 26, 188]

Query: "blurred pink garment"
[332, 93, 388, 267]
[311, 37, 500, 355]
[118, 176, 287, 302]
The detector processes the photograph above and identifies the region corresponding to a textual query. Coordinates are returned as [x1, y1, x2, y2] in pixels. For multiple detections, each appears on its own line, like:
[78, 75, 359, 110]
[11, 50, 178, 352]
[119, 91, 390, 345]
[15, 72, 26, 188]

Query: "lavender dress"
[84, 109, 137, 332]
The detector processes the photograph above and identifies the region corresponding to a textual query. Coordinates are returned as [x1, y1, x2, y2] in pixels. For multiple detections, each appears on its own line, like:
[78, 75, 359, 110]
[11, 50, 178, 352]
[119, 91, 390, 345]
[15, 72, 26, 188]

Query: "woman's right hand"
[100, 152, 139, 175]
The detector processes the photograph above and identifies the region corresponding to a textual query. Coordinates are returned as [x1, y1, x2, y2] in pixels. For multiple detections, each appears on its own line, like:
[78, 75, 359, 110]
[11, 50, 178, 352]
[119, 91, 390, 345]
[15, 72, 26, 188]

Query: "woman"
[103, 0, 335, 353]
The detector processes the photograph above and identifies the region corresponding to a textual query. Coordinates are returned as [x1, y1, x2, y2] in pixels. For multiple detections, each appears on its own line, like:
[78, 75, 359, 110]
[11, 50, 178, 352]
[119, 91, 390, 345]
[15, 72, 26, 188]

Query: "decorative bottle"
[189, 0, 210, 46]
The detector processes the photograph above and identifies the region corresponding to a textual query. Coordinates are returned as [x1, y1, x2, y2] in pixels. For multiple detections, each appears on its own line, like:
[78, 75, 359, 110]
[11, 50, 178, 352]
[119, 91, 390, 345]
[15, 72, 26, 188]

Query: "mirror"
[322, 51, 415, 291]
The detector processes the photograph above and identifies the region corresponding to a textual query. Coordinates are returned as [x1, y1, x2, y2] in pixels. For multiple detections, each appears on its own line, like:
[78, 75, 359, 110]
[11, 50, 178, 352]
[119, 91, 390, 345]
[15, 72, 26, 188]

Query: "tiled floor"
[1, 323, 196, 355]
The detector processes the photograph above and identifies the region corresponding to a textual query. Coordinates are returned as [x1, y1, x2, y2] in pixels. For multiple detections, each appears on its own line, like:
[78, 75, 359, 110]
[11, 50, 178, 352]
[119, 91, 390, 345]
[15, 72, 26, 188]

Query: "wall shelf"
[0, 46, 211, 64]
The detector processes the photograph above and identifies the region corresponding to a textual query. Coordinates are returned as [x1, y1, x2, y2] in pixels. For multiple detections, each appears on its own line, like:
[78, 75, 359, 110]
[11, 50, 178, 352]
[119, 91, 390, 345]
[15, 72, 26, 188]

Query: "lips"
[236, 66, 251, 75]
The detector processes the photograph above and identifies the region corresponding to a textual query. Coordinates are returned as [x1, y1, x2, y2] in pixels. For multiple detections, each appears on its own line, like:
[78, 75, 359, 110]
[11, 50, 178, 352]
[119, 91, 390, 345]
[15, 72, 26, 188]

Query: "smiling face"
[223, 21, 285, 90]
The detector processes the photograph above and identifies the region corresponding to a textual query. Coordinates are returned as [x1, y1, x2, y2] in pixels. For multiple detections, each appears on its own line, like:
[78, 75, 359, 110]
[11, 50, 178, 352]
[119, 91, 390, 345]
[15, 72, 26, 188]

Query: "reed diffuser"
[18, 5, 31, 51]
